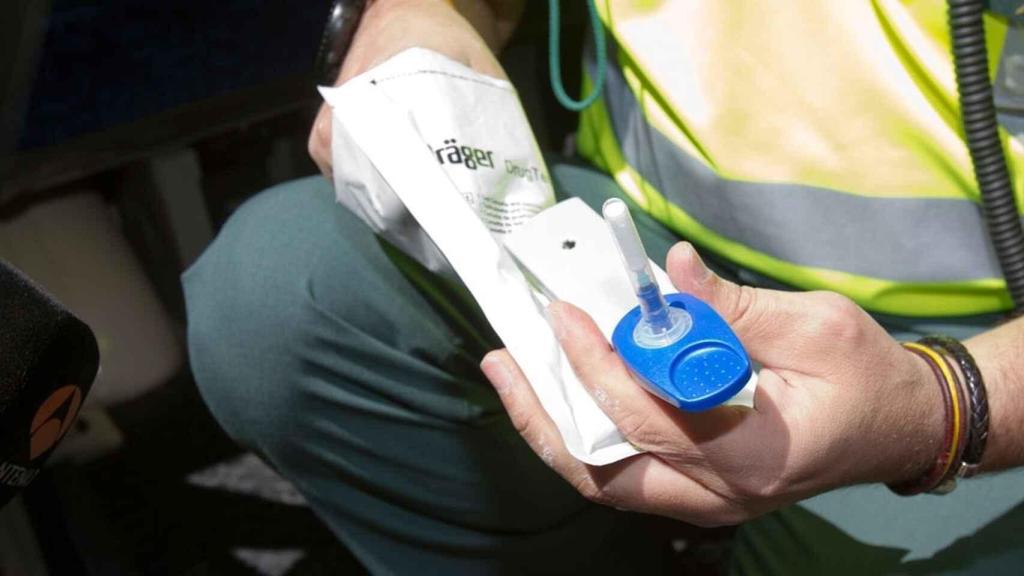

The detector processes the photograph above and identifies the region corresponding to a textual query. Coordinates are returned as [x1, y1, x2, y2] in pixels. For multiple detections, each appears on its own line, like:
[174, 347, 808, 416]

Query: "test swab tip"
[602, 199, 648, 273]
[602, 198, 628, 220]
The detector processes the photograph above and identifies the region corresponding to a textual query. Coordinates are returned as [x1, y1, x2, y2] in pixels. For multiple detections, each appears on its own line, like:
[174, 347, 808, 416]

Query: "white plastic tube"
[603, 199, 690, 348]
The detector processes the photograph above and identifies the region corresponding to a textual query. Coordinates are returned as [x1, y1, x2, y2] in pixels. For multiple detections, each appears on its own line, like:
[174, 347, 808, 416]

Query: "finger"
[665, 242, 868, 370]
[480, 350, 591, 482]
[479, 351, 742, 523]
[482, 349, 770, 524]
[308, 104, 333, 177]
[548, 301, 745, 451]
[589, 455, 753, 527]
[548, 302, 677, 447]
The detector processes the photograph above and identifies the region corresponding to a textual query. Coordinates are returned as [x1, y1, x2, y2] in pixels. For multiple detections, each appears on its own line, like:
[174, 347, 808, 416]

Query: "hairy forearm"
[965, 316, 1024, 471]
[452, 0, 526, 53]
[334, 0, 521, 85]
[365, 0, 524, 55]
[311, 0, 520, 175]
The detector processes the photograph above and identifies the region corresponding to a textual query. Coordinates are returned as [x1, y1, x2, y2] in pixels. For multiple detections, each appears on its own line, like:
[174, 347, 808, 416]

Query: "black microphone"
[0, 259, 98, 508]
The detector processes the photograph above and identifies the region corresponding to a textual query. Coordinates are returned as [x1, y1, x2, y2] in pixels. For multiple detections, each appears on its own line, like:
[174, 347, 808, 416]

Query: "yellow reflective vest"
[577, 0, 1024, 316]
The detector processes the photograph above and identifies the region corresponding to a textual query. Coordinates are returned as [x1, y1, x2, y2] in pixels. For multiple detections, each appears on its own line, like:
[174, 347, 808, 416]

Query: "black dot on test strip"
[562, 239, 576, 250]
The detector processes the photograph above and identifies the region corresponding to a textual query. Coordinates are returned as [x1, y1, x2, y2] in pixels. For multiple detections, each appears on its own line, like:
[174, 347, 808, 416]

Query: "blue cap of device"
[612, 292, 752, 411]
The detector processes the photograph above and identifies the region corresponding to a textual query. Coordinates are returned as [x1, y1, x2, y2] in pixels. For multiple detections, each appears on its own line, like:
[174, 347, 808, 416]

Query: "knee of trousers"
[182, 177, 381, 445]
[182, 176, 471, 447]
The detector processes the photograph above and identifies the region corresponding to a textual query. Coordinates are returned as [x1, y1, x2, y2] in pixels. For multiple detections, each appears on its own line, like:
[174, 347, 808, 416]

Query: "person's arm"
[450, 0, 526, 54]
[480, 241, 1024, 526]
[308, 0, 525, 176]
[967, 318, 1024, 472]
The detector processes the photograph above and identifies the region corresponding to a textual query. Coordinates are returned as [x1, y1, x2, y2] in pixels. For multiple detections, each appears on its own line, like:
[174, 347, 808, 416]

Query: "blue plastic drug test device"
[603, 199, 754, 411]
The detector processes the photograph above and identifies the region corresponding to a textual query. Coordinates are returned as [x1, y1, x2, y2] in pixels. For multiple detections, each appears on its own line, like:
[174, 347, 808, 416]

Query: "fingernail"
[685, 243, 713, 284]
[481, 354, 513, 394]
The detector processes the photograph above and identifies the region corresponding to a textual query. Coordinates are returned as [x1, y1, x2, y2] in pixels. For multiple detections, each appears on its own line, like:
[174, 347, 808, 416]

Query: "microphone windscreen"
[0, 259, 98, 507]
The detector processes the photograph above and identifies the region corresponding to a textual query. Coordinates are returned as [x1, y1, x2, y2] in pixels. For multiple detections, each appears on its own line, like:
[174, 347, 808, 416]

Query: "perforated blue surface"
[612, 293, 751, 411]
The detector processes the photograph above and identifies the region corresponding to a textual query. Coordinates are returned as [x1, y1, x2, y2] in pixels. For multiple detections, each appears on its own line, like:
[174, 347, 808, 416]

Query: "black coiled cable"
[948, 0, 1024, 316]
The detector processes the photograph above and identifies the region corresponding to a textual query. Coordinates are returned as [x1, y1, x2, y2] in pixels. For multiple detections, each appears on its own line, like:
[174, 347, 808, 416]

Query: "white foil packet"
[319, 48, 642, 464]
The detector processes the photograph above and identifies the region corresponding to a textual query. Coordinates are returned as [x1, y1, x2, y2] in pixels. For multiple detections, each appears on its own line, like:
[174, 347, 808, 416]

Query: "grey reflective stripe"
[592, 48, 1008, 283]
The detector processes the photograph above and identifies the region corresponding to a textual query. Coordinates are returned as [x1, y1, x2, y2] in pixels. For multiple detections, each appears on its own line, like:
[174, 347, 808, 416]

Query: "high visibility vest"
[577, 1, 1024, 317]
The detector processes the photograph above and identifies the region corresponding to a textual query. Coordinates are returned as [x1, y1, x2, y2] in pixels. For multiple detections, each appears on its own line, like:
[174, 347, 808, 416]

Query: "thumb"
[665, 242, 849, 369]
[308, 104, 333, 178]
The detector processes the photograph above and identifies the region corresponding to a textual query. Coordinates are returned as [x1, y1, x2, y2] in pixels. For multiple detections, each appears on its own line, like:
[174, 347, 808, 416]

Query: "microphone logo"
[29, 385, 83, 460]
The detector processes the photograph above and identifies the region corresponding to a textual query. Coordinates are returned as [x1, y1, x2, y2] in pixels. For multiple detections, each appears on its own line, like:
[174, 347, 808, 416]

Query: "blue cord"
[548, 0, 606, 111]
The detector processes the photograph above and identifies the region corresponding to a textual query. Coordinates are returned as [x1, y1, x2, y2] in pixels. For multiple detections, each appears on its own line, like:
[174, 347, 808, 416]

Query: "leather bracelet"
[316, 0, 369, 85]
[890, 343, 960, 495]
[920, 335, 989, 477]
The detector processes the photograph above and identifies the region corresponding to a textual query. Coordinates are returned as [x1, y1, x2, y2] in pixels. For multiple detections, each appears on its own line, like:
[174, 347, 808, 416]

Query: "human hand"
[481, 242, 947, 526]
[308, 0, 510, 177]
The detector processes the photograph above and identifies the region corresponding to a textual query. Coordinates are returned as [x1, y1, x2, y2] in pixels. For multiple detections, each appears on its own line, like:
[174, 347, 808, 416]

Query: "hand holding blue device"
[603, 199, 755, 411]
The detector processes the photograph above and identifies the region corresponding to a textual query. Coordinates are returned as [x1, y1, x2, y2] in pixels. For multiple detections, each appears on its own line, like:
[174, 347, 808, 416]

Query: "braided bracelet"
[920, 335, 989, 478]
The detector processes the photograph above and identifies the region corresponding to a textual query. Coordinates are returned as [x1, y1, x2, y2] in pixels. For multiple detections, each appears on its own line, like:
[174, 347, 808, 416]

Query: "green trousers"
[184, 165, 1024, 575]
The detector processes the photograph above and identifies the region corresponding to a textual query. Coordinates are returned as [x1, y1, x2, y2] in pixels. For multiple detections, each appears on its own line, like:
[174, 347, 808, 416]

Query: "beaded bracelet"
[920, 335, 989, 478]
[890, 342, 966, 495]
